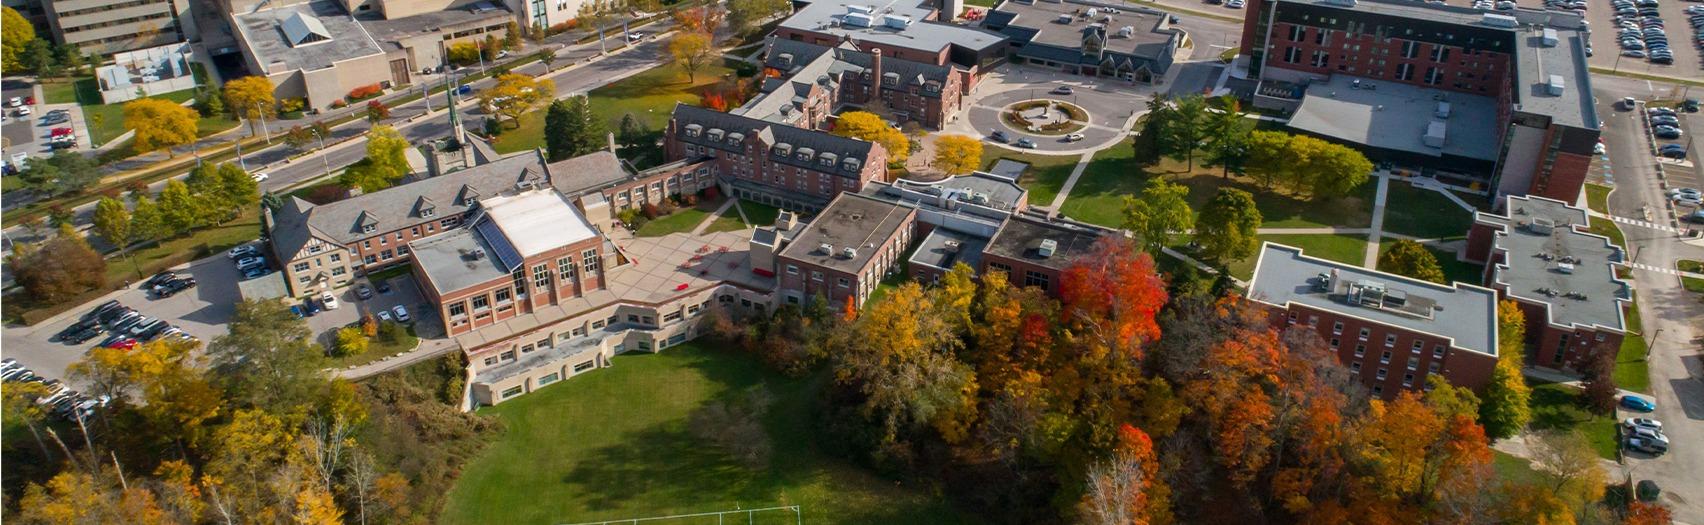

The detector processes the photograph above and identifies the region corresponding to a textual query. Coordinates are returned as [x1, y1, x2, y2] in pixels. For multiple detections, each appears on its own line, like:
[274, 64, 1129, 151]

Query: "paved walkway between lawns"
[1363, 174, 1392, 267]
[689, 199, 738, 236]
[1045, 152, 1096, 209]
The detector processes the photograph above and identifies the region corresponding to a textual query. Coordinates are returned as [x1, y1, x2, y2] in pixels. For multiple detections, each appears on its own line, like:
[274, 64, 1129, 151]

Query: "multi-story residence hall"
[982, 0, 1181, 84]
[665, 103, 890, 211]
[743, 39, 965, 130]
[1248, 243, 1500, 399]
[1239, 0, 1599, 205]
[775, 0, 1008, 91]
[1465, 195, 1630, 371]
[264, 150, 715, 298]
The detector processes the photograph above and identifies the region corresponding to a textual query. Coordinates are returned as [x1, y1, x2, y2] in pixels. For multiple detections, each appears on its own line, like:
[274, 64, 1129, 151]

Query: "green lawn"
[1684, 276, 1704, 293]
[80, 89, 237, 146]
[493, 61, 737, 154]
[1055, 153, 1376, 230]
[106, 211, 261, 285]
[1528, 382, 1620, 460]
[1057, 147, 1141, 227]
[1226, 234, 1368, 280]
[1616, 291, 1650, 393]
[1680, 259, 1703, 273]
[980, 150, 1077, 208]
[441, 344, 973, 525]
[1376, 242, 1483, 284]
[1587, 216, 1625, 251]
[1493, 451, 1544, 486]
[737, 199, 782, 227]
[1585, 183, 1613, 215]
[704, 204, 749, 234]
[1380, 182, 1476, 239]
[39, 78, 91, 105]
[635, 203, 719, 237]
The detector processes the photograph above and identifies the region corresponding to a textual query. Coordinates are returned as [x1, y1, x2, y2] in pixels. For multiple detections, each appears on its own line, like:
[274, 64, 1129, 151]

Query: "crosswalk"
[1626, 262, 1684, 276]
[1607, 215, 1684, 234]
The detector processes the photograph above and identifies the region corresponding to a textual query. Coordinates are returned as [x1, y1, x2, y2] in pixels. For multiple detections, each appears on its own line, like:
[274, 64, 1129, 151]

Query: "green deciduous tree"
[17, 150, 102, 195]
[729, 0, 790, 34]
[1479, 300, 1534, 440]
[666, 32, 716, 83]
[544, 96, 606, 162]
[129, 195, 165, 244]
[92, 197, 132, 250]
[1194, 188, 1262, 263]
[207, 299, 331, 415]
[1244, 130, 1293, 190]
[1203, 99, 1251, 178]
[1300, 139, 1373, 200]
[157, 179, 203, 236]
[1377, 239, 1446, 284]
[342, 125, 411, 193]
[22, 38, 56, 76]
[334, 327, 370, 358]
[1157, 95, 1210, 172]
[1121, 179, 1194, 252]
[617, 113, 651, 153]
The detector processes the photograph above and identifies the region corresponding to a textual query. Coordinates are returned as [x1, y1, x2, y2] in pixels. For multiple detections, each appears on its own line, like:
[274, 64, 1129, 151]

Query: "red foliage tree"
[1625, 501, 1674, 525]
[1058, 237, 1168, 361]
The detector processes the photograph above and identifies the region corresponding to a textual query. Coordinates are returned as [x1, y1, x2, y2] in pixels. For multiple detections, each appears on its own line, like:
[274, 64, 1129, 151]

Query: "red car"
[50, 127, 72, 137]
[23, 96, 35, 105]
[105, 337, 138, 350]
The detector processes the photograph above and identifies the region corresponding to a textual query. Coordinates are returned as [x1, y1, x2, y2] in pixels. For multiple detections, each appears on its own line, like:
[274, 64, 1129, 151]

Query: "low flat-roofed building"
[1248, 242, 1500, 398]
[1286, 75, 1501, 172]
[1465, 194, 1629, 371]
[232, 1, 391, 111]
[775, 0, 1008, 75]
[908, 227, 987, 283]
[776, 193, 918, 308]
[979, 213, 1109, 296]
[95, 42, 197, 104]
[982, 0, 1180, 83]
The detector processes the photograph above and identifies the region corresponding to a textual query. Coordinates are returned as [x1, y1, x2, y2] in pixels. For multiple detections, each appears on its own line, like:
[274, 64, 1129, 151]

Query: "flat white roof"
[481, 189, 598, 257]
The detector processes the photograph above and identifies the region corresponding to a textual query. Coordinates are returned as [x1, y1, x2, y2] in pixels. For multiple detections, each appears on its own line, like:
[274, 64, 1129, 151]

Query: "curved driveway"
[962, 71, 1150, 155]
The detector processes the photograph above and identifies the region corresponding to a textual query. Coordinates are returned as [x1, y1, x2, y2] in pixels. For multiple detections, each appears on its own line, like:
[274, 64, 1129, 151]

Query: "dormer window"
[819, 152, 837, 167]
[842, 157, 861, 171]
[422, 208, 435, 218]
[773, 143, 792, 157]
[685, 123, 703, 137]
[727, 132, 743, 145]
[796, 147, 814, 162]
[362, 224, 376, 234]
[707, 128, 724, 141]
[882, 72, 899, 86]
[924, 80, 941, 93]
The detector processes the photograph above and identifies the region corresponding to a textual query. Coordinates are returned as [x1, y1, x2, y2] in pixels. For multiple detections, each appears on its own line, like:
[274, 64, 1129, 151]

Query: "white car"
[15, 106, 30, 117]
[391, 305, 411, 323]
[626, 32, 645, 42]
[320, 292, 339, 310]
[1668, 187, 1701, 198]
[376, 310, 393, 322]
[6, 97, 19, 107]
[11, 152, 29, 169]
[1064, 132, 1086, 142]
[1623, 418, 1663, 432]
[251, 172, 269, 182]
[1673, 193, 1703, 206]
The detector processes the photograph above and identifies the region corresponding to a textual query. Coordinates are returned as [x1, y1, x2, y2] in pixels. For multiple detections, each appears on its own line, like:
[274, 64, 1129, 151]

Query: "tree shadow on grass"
[561, 424, 771, 513]
[1529, 384, 1596, 430]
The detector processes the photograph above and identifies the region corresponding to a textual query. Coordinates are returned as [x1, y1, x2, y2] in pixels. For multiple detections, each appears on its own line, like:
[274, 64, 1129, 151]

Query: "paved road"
[1593, 75, 1704, 523]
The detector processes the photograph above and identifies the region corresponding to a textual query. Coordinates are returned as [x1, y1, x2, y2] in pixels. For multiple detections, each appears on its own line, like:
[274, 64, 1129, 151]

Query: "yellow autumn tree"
[123, 98, 199, 157]
[222, 76, 277, 135]
[833, 111, 911, 164]
[932, 134, 983, 175]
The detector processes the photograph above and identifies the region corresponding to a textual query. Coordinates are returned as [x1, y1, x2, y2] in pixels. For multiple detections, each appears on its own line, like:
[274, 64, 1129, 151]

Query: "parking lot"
[0, 241, 441, 388]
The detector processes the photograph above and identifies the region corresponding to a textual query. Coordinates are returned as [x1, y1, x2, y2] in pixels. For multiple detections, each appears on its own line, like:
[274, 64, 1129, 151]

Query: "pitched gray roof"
[671, 103, 878, 178]
[543, 151, 630, 196]
[268, 151, 552, 255]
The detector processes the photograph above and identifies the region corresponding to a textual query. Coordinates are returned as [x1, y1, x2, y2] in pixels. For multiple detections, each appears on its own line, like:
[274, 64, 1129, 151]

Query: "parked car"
[376, 281, 392, 294]
[1669, 187, 1702, 199]
[1627, 437, 1668, 455]
[105, 337, 139, 350]
[155, 277, 197, 297]
[303, 298, 322, 316]
[1673, 193, 1702, 206]
[320, 292, 339, 310]
[143, 271, 177, 288]
[235, 256, 266, 271]
[356, 284, 374, 300]
[1050, 86, 1075, 95]
[1623, 418, 1664, 432]
[241, 266, 271, 280]
[83, 300, 122, 322]
[228, 245, 260, 259]
[376, 310, 393, 322]
[1654, 126, 1683, 139]
[1621, 395, 1657, 412]
[1659, 145, 1688, 159]
[391, 305, 411, 323]
[1636, 480, 1661, 502]
[1650, 115, 1680, 127]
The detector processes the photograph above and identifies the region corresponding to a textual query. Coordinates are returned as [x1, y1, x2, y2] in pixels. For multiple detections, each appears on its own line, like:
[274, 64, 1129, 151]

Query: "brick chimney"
[871, 48, 883, 88]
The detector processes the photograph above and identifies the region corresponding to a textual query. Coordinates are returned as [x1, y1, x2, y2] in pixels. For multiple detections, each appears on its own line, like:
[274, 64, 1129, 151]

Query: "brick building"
[744, 39, 966, 130]
[664, 104, 890, 211]
[1248, 243, 1501, 398]
[774, 0, 1008, 92]
[1465, 195, 1630, 371]
[982, 0, 1180, 84]
[978, 213, 1111, 297]
[1239, 0, 1599, 205]
[775, 193, 918, 307]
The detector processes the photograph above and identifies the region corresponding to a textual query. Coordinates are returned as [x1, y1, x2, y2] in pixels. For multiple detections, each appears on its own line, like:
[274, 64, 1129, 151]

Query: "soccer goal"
[559, 505, 803, 525]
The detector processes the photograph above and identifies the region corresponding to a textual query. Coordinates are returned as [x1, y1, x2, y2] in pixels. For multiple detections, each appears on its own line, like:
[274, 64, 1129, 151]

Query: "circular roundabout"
[1000, 99, 1090, 136]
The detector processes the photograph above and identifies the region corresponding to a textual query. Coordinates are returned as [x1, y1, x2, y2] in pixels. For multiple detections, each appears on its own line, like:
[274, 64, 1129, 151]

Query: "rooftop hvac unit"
[1037, 239, 1058, 257]
[841, 247, 859, 259]
[845, 12, 875, 27]
[1558, 263, 1575, 274]
[1482, 13, 1518, 27]
[1056, 14, 1072, 23]
[1435, 102, 1452, 118]
[847, 4, 873, 14]
[1118, 26, 1134, 38]
[944, 240, 961, 252]
[882, 14, 912, 29]
[1546, 75, 1565, 96]
[819, 242, 834, 254]
[1541, 28, 1559, 47]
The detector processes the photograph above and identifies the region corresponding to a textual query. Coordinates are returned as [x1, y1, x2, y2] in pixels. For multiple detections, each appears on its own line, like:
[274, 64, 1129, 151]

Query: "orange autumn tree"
[1059, 238, 1168, 361]
[1184, 326, 1283, 485]
[1355, 392, 1493, 504]
[1080, 424, 1168, 525]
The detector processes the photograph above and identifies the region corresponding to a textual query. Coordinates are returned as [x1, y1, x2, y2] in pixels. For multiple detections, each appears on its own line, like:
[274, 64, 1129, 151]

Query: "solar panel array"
[475, 218, 524, 272]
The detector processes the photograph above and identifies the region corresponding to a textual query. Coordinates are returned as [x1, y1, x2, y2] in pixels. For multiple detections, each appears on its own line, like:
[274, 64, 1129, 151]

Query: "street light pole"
[1645, 328, 1663, 359]
[254, 103, 273, 144]
[234, 139, 248, 171]
[309, 128, 331, 180]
